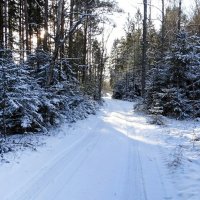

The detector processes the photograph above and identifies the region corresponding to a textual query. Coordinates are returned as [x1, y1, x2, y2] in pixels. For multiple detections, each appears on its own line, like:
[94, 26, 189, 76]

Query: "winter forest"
[1, 0, 200, 199]
[0, 0, 121, 135]
[111, 0, 200, 119]
[1, 0, 200, 137]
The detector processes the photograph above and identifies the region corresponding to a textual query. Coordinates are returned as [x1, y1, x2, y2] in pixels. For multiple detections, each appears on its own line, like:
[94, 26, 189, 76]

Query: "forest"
[1, 0, 200, 136]
[1, 1, 200, 199]
[0, 0, 120, 135]
[111, 0, 200, 119]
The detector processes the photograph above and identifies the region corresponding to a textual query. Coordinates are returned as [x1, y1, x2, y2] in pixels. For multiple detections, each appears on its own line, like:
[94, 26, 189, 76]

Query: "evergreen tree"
[146, 31, 200, 118]
[0, 49, 45, 134]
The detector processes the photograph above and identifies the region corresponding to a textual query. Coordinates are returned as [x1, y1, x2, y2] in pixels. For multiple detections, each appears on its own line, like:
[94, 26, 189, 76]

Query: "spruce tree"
[147, 31, 200, 118]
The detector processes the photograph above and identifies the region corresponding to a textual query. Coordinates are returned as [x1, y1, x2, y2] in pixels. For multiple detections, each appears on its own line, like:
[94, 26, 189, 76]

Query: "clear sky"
[106, 0, 195, 52]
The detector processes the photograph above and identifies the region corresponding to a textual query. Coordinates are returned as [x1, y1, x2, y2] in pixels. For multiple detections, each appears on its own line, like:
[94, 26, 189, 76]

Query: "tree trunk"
[161, 0, 165, 56]
[98, 54, 104, 100]
[43, 0, 49, 51]
[82, 15, 88, 84]
[141, 0, 147, 97]
[19, 0, 23, 61]
[178, 0, 182, 31]
[22, 1, 25, 60]
[4, 0, 8, 48]
[60, 0, 65, 57]
[24, 0, 29, 54]
[68, 0, 74, 59]
[0, 1, 4, 48]
[47, 0, 65, 85]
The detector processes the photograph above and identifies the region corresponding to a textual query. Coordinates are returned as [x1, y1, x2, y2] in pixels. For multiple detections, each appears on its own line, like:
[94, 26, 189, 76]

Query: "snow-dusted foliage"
[146, 31, 200, 118]
[112, 71, 141, 101]
[41, 80, 97, 125]
[28, 50, 97, 125]
[0, 49, 46, 134]
[0, 49, 98, 135]
[27, 49, 51, 87]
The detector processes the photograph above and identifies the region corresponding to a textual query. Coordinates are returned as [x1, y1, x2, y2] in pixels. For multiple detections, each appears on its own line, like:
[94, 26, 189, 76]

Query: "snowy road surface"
[1, 97, 178, 200]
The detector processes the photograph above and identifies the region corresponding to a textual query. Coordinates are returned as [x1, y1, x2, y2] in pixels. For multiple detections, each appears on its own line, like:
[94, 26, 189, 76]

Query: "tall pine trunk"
[82, 16, 88, 84]
[0, 2, 4, 48]
[141, 0, 147, 97]
[161, 0, 165, 56]
[47, 0, 65, 85]
[4, 0, 8, 48]
[68, 0, 74, 59]
[178, 0, 182, 31]
[43, 0, 49, 51]
[24, 0, 29, 55]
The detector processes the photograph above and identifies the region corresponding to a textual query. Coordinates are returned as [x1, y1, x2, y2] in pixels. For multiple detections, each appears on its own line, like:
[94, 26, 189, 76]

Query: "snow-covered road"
[1, 97, 179, 200]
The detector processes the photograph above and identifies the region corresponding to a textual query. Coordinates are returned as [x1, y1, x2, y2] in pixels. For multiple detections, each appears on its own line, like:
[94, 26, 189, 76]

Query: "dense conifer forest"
[0, 0, 119, 134]
[110, 0, 200, 119]
[1, 2, 200, 199]
[1, 0, 200, 136]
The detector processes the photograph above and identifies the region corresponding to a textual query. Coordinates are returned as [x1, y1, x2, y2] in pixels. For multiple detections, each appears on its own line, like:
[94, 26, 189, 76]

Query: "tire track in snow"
[114, 100, 148, 200]
[5, 121, 103, 200]
[117, 99, 174, 200]
[4, 97, 177, 200]
[110, 100, 150, 200]
[48, 133, 102, 200]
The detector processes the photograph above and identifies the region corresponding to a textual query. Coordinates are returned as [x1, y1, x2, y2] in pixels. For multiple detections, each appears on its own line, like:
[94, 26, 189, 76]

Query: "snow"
[0, 96, 200, 200]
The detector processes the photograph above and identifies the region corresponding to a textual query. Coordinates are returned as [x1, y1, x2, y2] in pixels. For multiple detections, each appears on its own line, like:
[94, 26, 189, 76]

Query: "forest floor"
[0, 95, 200, 200]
